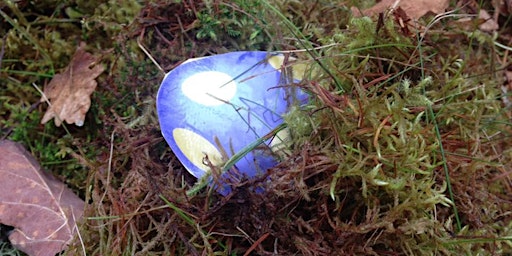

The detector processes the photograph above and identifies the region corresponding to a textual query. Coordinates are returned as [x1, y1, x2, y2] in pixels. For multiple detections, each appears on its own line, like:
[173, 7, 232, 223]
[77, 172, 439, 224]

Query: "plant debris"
[0, 140, 84, 256]
[40, 42, 105, 127]
[352, 0, 450, 19]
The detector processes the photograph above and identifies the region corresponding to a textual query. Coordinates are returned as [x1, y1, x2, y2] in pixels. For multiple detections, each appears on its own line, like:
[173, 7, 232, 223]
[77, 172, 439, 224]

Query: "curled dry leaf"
[478, 9, 499, 32]
[502, 69, 512, 109]
[352, 0, 450, 20]
[0, 140, 85, 256]
[41, 42, 104, 127]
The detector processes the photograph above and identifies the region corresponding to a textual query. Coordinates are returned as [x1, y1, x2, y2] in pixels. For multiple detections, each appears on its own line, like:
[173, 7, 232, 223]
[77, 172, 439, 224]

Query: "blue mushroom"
[157, 51, 307, 194]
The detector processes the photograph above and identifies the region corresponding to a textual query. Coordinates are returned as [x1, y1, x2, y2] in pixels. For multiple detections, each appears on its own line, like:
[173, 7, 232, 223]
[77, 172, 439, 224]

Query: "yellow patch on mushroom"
[268, 55, 307, 81]
[173, 128, 224, 173]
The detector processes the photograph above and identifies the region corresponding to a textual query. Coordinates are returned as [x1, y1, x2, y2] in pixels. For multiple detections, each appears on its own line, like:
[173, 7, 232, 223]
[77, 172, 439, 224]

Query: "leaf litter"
[40, 42, 104, 127]
[352, 0, 450, 19]
[0, 140, 84, 256]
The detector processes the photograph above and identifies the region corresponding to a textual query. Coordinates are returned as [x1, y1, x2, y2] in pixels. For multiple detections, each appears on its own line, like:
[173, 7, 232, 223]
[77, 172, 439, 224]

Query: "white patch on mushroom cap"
[181, 71, 237, 106]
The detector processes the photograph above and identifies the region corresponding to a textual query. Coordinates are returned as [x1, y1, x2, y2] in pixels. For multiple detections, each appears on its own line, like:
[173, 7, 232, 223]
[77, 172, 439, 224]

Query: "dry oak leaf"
[502, 69, 512, 108]
[478, 9, 499, 32]
[0, 140, 85, 256]
[41, 42, 104, 127]
[352, 0, 450, 20]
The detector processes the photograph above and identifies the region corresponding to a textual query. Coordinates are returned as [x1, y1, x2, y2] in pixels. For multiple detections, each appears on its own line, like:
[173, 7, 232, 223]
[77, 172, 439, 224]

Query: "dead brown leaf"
[478, 9, 499, 32]
[41, 42, 104, 127]
[497, 0, 512, 15]
[502, 70, 512, 109]
[0, 140, 85, 256]
[352, 0, 450, 20]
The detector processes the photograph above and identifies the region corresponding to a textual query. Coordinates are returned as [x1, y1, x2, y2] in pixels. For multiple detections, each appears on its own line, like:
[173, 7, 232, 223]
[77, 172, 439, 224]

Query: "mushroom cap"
[156, 51, 307, 193]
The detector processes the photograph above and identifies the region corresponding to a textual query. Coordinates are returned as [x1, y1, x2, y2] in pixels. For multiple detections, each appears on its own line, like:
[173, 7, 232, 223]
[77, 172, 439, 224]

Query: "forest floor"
[1, 0, 512, 255]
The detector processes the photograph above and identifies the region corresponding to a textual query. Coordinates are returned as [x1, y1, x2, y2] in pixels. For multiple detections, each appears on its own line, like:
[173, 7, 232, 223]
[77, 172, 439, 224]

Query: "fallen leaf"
[478, 9, 499, 32]
[41, 42, 104, 127]
[497, 0, 512, 15]
[352, 0, 450, 20]
[0, 140, 85, 256]
[502, 70, 512, 109]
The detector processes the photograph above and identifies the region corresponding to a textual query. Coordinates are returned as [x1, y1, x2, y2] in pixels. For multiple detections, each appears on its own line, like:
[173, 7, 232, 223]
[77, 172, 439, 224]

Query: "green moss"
[193, 0, 272, 50]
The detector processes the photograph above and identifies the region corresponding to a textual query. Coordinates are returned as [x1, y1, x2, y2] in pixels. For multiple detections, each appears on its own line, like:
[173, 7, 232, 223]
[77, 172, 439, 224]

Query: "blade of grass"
[186, 123, 288, 196]
[443, 236, 512, 245]
[0, 8, 54, 73]
[261, 0, 345, 92]
[159, 195, 196, 227]
[416, 19, 462, 232]
[159, 195, 228, 252]
[222, 122, 287, 173]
